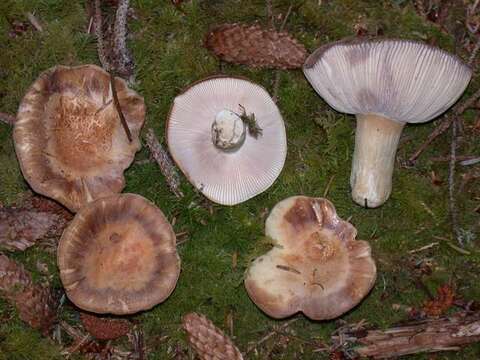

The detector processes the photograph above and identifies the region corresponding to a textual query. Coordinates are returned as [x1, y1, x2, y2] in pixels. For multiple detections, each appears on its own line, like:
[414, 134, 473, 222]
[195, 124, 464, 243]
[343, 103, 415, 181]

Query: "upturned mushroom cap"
[245, 196, 376, 320]
[167, 76, 287, 205]
[58, 194, 180, 315]
[303, 38, 472, 123]
[14, 65, 145, 212]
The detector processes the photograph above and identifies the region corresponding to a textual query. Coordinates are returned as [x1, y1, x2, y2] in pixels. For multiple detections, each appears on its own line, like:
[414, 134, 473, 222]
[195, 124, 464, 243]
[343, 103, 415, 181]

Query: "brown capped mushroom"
[167, 76, 287, 205]
[14, 65, 145, 212]
[58, 194, 180, 315]
[244, 196, 376, 320]
[303, 39, 472, 207]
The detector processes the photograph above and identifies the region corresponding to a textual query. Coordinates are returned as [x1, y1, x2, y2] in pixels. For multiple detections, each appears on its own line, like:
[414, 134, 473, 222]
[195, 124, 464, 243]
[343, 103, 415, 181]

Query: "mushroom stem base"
[350, 114, 405, 208]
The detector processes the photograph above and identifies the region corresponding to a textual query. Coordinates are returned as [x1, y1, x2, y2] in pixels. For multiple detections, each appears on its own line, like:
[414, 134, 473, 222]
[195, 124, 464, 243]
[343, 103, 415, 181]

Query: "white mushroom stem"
[350, 114, 405, 208]
[211, 109, 246, 151]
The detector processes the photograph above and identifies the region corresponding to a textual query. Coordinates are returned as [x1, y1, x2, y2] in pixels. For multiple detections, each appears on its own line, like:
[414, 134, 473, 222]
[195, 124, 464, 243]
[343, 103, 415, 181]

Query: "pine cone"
[80, 312, 131, 340]
[182, 312, 243, 360]
[0, 196, 71, 251]
[0, 254, 56, 335]
[205, 23, 307, 70]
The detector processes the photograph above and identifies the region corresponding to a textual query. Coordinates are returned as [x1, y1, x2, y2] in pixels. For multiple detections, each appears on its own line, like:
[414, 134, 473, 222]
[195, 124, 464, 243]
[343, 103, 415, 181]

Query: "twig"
[323, 175, 335, 197]
[113, 0, 133, 78]
[0, 112, 15, 125]
[110, 72, 132, 142]
[448, 117, 462, 246]
[408, 242, 439, 254]
[408, 87, 480, 164]
[144, 128, 184, 198]
[433, 236, 472, 255]
[94, 0, 112, 71]
[460, 157, 480, 166]
[279, 5, 293, 32]
[430, 155, 477, 162]
[26, 12, 43, 32]
[246, 318, 299, 354]
[468, 37, 480, 66]
[65, 334, 92, 359]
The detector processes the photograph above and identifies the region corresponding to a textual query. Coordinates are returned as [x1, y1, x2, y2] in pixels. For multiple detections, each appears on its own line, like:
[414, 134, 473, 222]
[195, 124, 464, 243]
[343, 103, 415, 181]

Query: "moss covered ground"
[0, 0, 479, 358]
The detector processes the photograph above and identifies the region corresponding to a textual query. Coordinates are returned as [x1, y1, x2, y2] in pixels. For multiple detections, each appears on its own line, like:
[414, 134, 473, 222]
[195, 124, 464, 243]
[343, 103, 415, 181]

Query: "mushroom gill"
[14, 65, 145, 212]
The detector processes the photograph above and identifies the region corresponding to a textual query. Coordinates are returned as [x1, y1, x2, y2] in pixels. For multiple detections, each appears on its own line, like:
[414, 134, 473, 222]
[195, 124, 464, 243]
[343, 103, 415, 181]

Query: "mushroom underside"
[14, 65, 145, 212]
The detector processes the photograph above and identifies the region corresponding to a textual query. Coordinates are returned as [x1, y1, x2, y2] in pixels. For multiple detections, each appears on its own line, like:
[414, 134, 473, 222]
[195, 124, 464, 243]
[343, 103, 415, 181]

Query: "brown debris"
[354, 311, 480, 359]
[80, 312, 131, 340]
[7, 18, 30, 38]
[0, 195, 72, 251]
[182, 312, 243, 360]
[0, 254, 56, 335]
[144, 128, 184, 198]
[423, 284, 455, 317]
[205, 23, 307, 70]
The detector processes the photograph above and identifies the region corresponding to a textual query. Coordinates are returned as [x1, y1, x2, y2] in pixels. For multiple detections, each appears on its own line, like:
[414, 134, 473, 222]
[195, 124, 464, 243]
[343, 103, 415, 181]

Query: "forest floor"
[0, 0, 479, 359]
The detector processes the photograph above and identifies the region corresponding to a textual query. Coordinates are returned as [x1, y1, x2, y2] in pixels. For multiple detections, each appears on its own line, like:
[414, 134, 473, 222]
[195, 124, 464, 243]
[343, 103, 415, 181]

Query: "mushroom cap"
[58, 193, 180, 315]
[244, 196, 376, 320]
[303, 38, 472, 124]
[14, 65, 145, 212]
[167, 76, 287, 205]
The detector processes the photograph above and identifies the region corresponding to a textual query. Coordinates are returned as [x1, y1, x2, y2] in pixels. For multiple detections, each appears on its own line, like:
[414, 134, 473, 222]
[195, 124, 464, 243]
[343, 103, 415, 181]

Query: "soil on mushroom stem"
[0, 0, 480, 359]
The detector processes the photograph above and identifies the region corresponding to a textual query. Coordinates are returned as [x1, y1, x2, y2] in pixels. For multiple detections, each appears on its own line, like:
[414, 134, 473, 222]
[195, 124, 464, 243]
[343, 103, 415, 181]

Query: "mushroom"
[303, 39, 472, 207]
[167, 76, 287, 205]
[57, 193, 180, 315]
[14, 65, 145, 212]
[244, 196, 376, 320]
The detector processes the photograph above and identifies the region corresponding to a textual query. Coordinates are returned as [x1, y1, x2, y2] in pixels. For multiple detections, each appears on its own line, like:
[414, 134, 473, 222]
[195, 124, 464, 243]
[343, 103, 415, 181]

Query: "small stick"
[0, 112, 15, 125]
[323, 175, 335, 197]
[448, 117, 461, 245]
[144, 128, 184, 198]
[408, 87, 480, 164]
[460, 157, 480, 166]
[65, 334, 91, 359]
[26, 12, 43, 32]
[279, 5, 293, 32]
[468, 37, 480, 66]
[430, 155, 477, 162]
[94, 0, 112, 71]
[433, 236, 472, 255]
[113, 0, 133, 78]
[109, 72, 132, 142]
[408, 242, 439, 254]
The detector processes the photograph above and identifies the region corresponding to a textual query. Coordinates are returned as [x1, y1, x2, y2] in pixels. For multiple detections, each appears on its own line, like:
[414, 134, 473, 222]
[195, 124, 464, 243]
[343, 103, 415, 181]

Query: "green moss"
[0, 0, 479, 358]
[0, 323, 64, 360]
